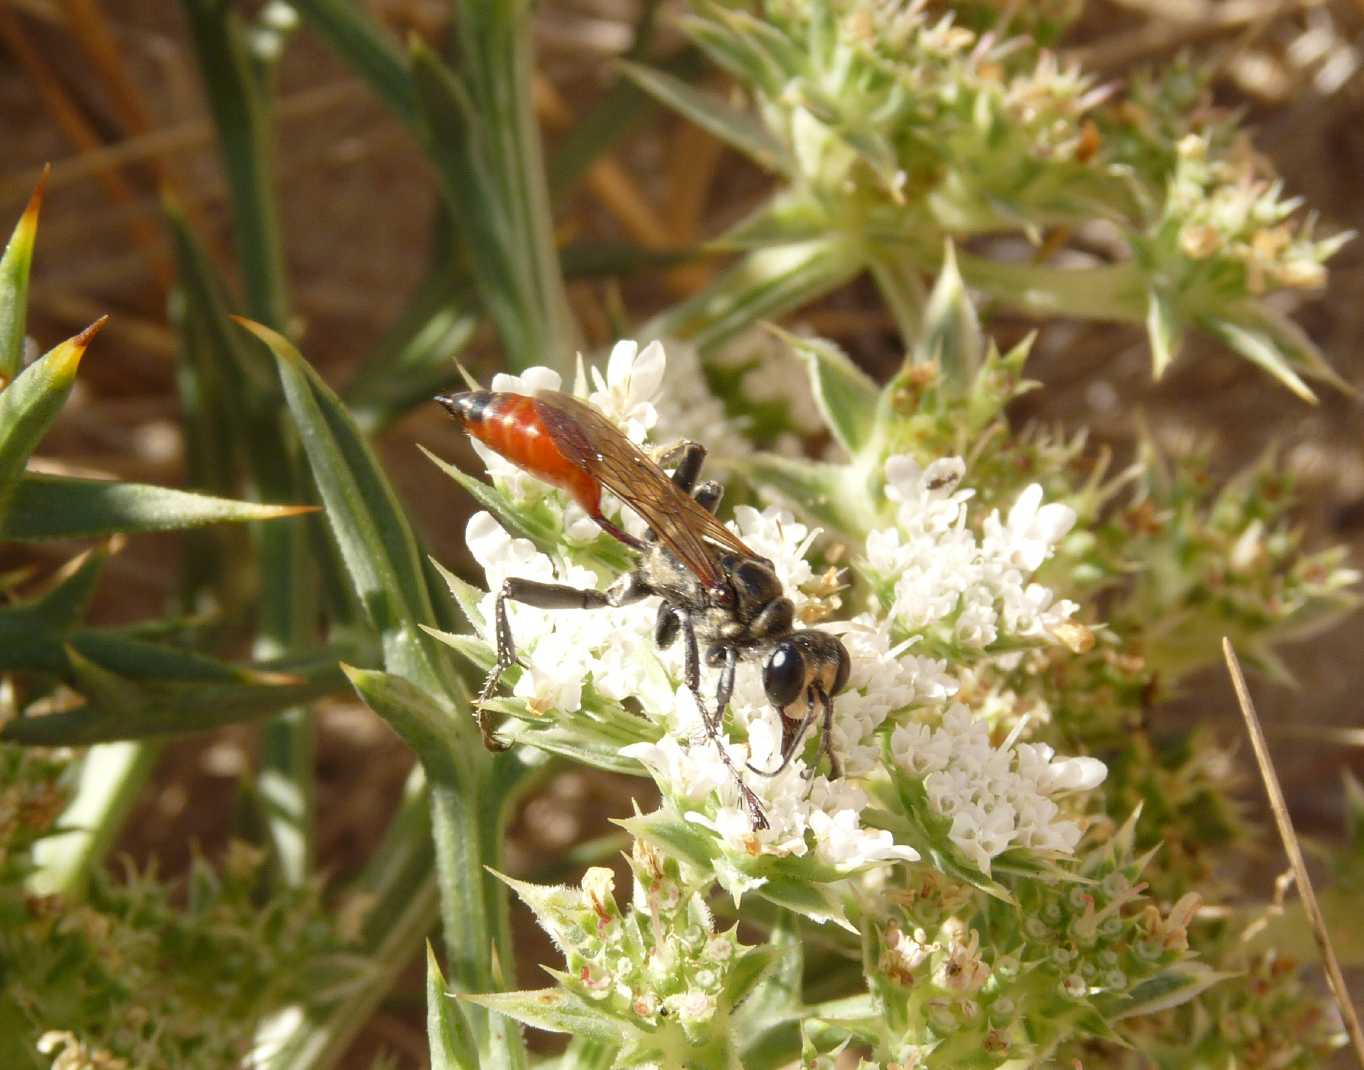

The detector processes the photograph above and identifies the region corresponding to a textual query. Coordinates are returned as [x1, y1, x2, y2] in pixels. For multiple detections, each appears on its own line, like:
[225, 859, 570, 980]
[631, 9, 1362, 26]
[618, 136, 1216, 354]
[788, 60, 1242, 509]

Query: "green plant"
[2, 2, 1357, 1068]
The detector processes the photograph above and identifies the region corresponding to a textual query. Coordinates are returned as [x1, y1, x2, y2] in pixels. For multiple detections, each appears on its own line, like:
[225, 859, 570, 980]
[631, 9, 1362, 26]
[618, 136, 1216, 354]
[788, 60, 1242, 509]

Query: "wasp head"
[763, 630, 851, 711]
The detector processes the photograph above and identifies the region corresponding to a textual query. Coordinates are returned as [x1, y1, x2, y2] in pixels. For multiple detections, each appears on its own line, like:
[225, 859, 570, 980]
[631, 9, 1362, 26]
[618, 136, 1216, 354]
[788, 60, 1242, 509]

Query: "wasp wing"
[532, 391, 758, 588]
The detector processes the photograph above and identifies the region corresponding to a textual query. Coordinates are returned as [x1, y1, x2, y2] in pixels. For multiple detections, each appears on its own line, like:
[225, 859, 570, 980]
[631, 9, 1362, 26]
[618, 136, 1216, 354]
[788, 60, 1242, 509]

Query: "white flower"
[649, 338, 752, 464]
[626, 728, 921, 883]
[587, 339, 664, 444]
[935, 927, 991, 995]
[985, 483, 1077, 572]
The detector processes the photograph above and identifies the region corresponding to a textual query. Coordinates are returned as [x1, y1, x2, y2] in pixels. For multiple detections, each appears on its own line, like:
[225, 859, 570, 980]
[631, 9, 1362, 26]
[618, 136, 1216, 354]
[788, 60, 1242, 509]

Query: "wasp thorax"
[722, 556, 785, 621]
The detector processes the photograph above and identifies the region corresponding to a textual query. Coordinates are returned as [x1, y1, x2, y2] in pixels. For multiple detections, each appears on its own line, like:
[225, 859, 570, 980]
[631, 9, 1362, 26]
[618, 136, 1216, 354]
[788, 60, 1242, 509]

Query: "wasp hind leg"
[656, 440, 707, 494]
[478, 572, 650, 748]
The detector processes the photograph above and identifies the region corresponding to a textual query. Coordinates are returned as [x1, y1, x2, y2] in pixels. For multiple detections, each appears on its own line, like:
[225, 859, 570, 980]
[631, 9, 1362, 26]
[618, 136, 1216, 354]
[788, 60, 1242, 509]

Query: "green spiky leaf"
[341, 664, 467, 781]
[0, 166, 46, 387]
[234, 317, 461, 697]
[426, 944, 477, 1070]
[1146, 286, 1182, 379]
[1110, 962, 1235, 1020]
[0, 474, 314, 541]
[734, 453, 876, 536]
[917, 243, 983, 382]
[9, 543, 111, 631]
[770, 327, 878, 457]
[459, 988, 627, 1044]
[1, 658, 346, 745]
[0, 318, 106, 528]
[1201, 313, 1318, 404]
[618, 60, 790, 174]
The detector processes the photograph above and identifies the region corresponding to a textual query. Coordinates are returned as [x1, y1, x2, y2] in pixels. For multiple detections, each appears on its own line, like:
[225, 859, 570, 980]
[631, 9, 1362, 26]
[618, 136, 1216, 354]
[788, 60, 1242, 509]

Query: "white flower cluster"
[465, 511, 665, 716]
[890, 705, 1107, 875]
[467, 502, 929, 880]
[648, 338, 753, 465]
[864, 456, 1079, 649]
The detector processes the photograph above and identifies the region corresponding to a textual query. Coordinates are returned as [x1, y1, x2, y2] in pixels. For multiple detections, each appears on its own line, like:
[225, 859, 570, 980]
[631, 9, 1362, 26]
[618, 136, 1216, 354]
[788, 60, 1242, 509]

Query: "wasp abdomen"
[436, 391, 603, 517]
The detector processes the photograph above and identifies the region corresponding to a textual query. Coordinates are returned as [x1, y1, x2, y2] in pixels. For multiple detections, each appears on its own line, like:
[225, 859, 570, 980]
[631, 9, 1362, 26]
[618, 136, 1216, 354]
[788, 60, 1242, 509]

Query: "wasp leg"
[747, 690, 818, 779]
[589, 513, 647, 551]
[656, 440, 707, 494]
[691, 479, 723, 515]
[816, 687, 841, 780]
[675, 611, 770, 831]
[479, 572, 650, 748]
[708, 643, 738, 715]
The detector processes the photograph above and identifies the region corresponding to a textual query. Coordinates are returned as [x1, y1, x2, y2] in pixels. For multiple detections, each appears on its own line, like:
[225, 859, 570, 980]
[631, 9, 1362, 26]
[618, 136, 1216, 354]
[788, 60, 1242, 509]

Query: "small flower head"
[889, 704, 1105, 875]
[865, 457, 1080, 654]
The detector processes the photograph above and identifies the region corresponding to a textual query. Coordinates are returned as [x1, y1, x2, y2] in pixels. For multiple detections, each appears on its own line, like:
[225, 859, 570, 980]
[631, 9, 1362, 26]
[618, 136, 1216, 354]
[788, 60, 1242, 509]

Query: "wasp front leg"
[479, 571, 651, 748]
[816, 688, 841, 780]
[748, 686, 840, 781]
[748, 690, 818, 779]
[657, 605, 770, 830]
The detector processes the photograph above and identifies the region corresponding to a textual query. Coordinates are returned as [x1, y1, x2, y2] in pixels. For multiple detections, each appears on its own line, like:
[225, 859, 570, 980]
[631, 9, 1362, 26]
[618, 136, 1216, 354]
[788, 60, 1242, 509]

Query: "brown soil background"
[4, 1, 1364, 1065]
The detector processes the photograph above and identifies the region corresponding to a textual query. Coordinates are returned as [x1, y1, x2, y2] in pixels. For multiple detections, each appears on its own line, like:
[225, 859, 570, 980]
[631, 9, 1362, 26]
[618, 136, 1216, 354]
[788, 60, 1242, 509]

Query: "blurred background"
[4, 0, 1364, 1062]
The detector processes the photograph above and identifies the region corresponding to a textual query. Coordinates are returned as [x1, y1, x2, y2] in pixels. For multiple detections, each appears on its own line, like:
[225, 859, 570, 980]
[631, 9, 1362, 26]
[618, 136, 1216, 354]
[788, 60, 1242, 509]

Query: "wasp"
[436, 388, 851, 829]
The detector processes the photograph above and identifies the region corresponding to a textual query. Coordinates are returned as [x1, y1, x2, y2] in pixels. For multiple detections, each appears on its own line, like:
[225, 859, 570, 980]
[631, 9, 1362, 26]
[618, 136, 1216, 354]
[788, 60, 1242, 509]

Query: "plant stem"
[866, 243, 927, 351]
[180, 0, 291, 331]
[955, 251, 1145, 324]
[181, 0, 319, 886]
[255, 770, 440, 1069]
[29, 741, 158, 898]
[450, 0, 579, 367]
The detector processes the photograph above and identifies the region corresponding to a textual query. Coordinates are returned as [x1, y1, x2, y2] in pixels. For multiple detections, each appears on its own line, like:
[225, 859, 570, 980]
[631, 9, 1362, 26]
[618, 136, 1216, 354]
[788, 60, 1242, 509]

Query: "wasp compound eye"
[763, 640, 806, 708]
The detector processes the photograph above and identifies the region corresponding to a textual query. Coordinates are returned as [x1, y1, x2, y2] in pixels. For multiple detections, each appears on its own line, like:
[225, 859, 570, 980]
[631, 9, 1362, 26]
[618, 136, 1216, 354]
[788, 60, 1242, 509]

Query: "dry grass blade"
[534, 75, 674, 251]
[0, 6, 171, 288]
[58, 0, 156, 135]
[0, 81, 369, 202]
[1223, 637, 1364, 1068]
[1266, 723, 1364, 747]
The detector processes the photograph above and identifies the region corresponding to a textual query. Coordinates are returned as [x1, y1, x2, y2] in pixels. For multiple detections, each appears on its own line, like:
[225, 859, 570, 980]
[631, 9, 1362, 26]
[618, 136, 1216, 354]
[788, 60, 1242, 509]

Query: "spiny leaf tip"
[20, 164, 51, 232]
[229, 315, 297, 360]
[50, 315, 110, 377]
[74, 314, 110, 348]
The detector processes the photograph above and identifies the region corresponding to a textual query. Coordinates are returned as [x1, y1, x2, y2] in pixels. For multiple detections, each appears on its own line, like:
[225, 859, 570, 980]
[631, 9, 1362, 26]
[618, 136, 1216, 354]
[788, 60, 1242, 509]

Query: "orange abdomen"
[463, 393, 602, 516]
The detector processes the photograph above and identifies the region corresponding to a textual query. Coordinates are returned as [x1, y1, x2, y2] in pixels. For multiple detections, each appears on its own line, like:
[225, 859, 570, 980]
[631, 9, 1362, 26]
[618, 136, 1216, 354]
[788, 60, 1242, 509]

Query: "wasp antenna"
[454, 361, 482, 391]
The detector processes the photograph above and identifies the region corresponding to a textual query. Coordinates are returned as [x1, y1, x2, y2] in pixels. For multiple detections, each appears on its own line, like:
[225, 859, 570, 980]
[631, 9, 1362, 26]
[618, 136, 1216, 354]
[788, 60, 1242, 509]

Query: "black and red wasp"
[436, 387, 851, 829]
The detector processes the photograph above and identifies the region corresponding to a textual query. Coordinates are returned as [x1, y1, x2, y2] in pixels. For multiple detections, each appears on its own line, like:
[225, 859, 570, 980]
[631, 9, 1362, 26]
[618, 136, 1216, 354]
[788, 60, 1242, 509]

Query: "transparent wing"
[533, 391, 757, 588]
